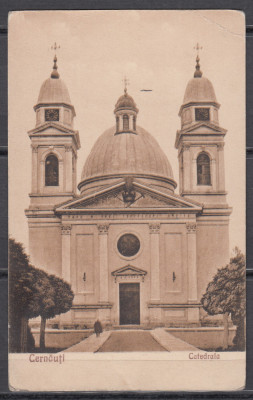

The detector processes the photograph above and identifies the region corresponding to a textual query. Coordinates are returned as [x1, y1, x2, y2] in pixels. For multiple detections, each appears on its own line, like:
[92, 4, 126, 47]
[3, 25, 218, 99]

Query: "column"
[97, 224, 109, 303]
[186, 222, 199, 322]
[60, 225, 72, 326]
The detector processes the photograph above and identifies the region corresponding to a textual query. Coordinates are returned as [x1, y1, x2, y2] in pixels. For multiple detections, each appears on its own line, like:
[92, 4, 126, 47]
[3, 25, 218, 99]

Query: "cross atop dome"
[193, 43, 203, 78]
[194, 42, 202, 56]
[51, 42, 60, 79]
[51, 42, 60, 55]
[122, 76, 130, 94]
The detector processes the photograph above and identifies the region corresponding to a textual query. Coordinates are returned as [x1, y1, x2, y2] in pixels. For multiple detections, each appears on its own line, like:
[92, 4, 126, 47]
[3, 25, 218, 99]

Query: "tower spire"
[193, 43, 203, 78]
[51, 42, 60, 79]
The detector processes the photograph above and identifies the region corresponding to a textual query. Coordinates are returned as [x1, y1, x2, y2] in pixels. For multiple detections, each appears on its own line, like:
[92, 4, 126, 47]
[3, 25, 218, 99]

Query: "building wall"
[65, 218, 195, 326]
[28, 220, 62, 276]
[196, 216, 230, 301]
[70, 224, 99, 304]
[160, 223, 188, 304]
[27, 210, 229, 327]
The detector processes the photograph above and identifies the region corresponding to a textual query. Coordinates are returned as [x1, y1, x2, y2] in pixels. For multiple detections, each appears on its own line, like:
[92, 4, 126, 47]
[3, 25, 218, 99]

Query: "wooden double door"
[119, 283, 140, 325]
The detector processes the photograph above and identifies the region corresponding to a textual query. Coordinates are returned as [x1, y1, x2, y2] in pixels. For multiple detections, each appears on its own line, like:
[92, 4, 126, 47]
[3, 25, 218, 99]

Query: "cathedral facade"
[25, 54, 231, 328]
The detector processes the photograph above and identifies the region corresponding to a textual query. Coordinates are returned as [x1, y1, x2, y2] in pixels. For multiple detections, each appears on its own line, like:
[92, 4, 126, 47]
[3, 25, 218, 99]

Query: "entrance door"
[119, 283, 140, 325]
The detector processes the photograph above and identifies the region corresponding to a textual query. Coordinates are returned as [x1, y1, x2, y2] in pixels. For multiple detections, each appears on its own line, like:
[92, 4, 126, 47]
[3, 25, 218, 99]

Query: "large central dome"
[79, 126, 176, 194]
[82, 125, 173, 179]
[78, 89, 176, 194]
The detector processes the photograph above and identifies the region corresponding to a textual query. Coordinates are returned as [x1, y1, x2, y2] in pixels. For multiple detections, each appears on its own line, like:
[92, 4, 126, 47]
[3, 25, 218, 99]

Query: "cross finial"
[194, 42, 202, 56]
[123, 76, 130, 94]
[193, 43, 203, 78]
[50, 42, 60, 79]
[51, 42, 60, 55]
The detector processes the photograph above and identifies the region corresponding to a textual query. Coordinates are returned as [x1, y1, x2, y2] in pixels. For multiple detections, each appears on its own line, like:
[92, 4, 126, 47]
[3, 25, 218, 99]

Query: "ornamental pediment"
[111, 265, 147, 282]
[28, 122, 77, 136]
[71, 190, 179, 209]
[181, 122, 227, 135]
[55, 181, 202, 213]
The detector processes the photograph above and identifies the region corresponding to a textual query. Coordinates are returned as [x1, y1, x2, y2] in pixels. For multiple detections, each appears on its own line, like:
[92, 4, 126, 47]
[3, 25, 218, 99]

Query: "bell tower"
[175, 51, 228, 207]
[28, 51, 80, 208]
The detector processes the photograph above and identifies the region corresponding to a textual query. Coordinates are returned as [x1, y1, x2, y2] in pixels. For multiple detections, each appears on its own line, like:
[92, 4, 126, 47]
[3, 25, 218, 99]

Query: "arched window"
[123, 114, 129, 130]
[45, 154, 59, 186]
[133, 116, 136, 131]
[116, 116, 119, 132]
[197, 152, 211, 185]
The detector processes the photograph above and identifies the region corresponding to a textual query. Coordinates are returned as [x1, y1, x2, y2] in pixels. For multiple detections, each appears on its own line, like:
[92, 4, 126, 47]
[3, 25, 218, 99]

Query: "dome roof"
[36, 56, 72, 106]
[114, 91, 138, 113]
[183, 76, 217, 105]
[37, 76, 72, 105]
[80, 126, 174, 184]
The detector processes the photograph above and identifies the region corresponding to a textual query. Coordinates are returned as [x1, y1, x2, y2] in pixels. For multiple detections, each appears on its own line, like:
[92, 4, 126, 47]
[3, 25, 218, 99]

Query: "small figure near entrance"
[94, 320, 103, 337]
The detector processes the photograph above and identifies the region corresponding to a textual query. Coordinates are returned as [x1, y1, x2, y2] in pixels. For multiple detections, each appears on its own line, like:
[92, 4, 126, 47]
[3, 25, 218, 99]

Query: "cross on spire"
[193, 43, 203, 78]
[194, 42, 202, 56]
[50, 42, 60, 79]
[51, 42, 60, 55]
[123, 76, 130, 94]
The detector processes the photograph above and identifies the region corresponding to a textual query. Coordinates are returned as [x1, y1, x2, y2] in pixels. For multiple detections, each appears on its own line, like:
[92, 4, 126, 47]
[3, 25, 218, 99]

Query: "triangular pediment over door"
[111, 265, 147, 282]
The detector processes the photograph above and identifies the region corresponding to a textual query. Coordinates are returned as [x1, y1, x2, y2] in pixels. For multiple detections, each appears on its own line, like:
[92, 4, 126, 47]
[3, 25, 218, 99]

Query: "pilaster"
[65, 145, 73, 192]
[183, 145, 191, 192]
[61, 225, 72, 283]
[186, 222, 199, 322]
[31, 144, 38, 193]
[149, 222, 162, 324]
[217, 143, 225, 191]
[149, 223, 160, 301]
[97, 224, 109, 303]
[211, 158, 217, 190]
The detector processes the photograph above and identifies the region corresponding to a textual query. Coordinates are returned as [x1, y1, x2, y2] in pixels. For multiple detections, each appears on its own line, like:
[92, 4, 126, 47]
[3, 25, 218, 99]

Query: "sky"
[8, 10, 245, 254]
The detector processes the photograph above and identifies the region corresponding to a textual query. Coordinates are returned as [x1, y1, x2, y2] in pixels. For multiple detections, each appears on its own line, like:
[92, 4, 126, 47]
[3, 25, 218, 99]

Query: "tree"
[9, 238, 37, 352]
[38, 274, 74, 351]
[201, 248, 246, 350]
[9, 238, 74, 352]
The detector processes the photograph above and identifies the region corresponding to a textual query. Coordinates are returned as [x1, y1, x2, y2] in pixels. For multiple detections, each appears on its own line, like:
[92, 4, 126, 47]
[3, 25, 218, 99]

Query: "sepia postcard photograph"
[8, 10, 246, 391]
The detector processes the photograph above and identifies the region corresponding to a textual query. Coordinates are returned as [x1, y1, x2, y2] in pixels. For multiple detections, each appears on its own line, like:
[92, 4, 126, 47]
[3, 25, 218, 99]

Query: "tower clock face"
[45, 108, 59, 121]
[195, 108, 210, 121]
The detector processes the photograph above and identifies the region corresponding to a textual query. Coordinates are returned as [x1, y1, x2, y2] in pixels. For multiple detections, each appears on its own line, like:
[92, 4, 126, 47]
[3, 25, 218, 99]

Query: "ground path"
[98, 330, 166, 352]
[64, 328, 198, 353]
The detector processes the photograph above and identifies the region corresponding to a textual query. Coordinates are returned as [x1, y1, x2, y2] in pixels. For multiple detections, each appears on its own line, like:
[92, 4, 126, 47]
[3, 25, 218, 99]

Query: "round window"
[117, 233, 140, 257]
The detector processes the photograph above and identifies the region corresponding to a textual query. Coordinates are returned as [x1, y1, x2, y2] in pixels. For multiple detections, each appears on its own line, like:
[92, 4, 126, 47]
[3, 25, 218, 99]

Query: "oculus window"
[117, 234, 140, 257]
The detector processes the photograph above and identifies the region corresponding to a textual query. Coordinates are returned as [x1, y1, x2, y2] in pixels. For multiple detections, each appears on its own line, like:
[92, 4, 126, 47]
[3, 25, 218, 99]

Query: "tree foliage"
[9, 238, 74, 352]
[201, 248, 246, 350]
